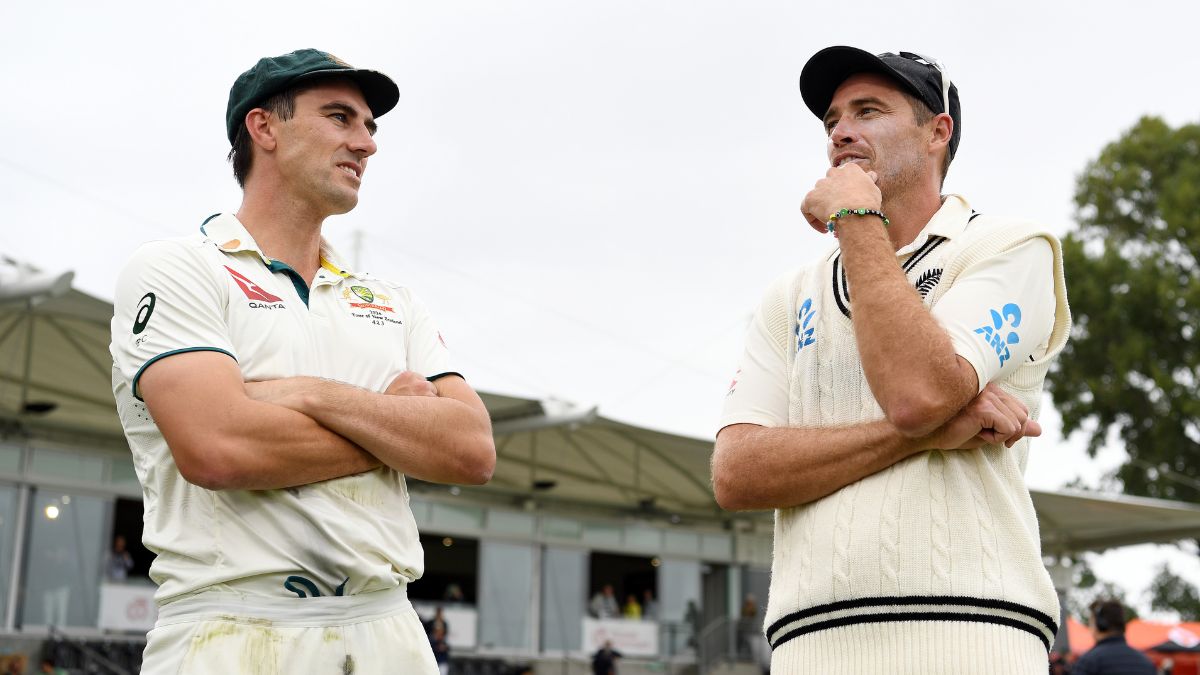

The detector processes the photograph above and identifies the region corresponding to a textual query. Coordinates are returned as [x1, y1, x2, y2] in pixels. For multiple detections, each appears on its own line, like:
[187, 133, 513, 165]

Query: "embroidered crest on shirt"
[974, 303, 1022, 367]
[914, 268, 943, 298]
[795, 298, 817, 352]
[341, 287, 402, 326]
[343, 286, 394, 312]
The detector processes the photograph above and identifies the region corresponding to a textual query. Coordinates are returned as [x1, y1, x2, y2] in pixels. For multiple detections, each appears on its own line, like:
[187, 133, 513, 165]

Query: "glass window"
[107, 456, 140, 491]
[0, 483, 20, 619]
[0, 445, 21, 474]
[28, 448, 104, 483]
[428, 503, 484, 532]
[478, 541, 534, 650]
[19, 490, 111, 628]
[485, 509, 534, 537]
[541, 546, 586, 652]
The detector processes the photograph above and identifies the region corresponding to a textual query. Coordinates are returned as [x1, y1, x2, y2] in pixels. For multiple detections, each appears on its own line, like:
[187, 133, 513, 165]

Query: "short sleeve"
[110, 240, 236, 400]
[719, 282, 791, 432]
[931, 237, 1056, 391]
[402, 291, 459, 381]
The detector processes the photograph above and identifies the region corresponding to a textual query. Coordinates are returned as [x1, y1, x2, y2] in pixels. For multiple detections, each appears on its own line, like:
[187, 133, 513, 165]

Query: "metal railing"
[695, 617, 767, 675]
[45, 627, 138, 675]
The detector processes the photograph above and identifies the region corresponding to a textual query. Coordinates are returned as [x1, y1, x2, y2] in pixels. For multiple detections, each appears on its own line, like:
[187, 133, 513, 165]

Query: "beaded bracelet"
[825, 208, 890, 234]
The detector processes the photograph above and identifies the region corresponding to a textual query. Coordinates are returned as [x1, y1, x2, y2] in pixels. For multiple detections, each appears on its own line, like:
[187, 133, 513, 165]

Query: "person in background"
[105, 534, 134, 582]
[1073, 600, 1154, 675]
[738, 593, 759, 659]
[590, 584, 619, 619]
[591, 640, 622, 675]
[443, 583, 465, 603]
[623, 593, 642, 620]
[423, 606, 449, 639]
[641, 589, 658, 621]
[429, 625, 450, 675]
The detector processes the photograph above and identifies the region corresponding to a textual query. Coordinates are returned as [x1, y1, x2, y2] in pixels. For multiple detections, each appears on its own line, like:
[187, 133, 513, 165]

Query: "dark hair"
[226, 88, 300, 188]
[1089, 599, 1127, 634]
[900, 91, 953, 185]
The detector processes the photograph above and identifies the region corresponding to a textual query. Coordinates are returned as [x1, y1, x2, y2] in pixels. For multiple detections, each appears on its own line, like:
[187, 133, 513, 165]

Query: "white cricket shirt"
[111, 213, 456, 603]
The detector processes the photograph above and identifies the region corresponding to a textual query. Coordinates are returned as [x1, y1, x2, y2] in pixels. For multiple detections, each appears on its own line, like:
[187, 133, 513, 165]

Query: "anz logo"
[795, 298, 817, 352]
[974, 303, 1022, 367]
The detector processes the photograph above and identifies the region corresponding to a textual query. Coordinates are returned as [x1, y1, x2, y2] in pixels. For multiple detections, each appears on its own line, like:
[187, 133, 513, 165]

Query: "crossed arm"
[139, 351, 495, 491]
[712, 383, 1040, 511]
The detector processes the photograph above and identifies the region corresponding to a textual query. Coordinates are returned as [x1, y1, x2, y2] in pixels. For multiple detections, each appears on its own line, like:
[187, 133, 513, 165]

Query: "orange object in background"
[1064, 617, 1200, 673]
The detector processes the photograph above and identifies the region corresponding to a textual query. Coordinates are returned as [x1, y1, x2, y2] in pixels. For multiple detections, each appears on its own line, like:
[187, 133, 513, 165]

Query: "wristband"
[825, 208, 890, 235]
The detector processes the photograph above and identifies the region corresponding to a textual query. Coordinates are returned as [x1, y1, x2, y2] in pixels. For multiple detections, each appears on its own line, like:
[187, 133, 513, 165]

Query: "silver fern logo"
[795, 298, 817, 352]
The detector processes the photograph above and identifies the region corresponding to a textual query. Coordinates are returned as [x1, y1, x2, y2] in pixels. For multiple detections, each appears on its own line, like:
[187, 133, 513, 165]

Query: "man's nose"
[350, 124, 377, 157]
[828, 118, 858, 147]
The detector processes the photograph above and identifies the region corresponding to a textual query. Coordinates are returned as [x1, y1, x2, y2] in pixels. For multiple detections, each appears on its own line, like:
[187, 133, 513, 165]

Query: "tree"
[1065, 557, 1138, 623]
[1047, 115, 1200, 502]
[1149, 562, 1200, 621]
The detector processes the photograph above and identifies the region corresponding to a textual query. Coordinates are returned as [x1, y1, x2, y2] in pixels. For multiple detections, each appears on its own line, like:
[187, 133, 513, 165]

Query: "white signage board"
[582, 618, 659, 657]
[98, 583, 158, 632]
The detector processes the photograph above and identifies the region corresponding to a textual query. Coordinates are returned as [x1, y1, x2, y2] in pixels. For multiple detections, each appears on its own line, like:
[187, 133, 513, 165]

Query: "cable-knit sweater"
[753, 205, 1071, 674]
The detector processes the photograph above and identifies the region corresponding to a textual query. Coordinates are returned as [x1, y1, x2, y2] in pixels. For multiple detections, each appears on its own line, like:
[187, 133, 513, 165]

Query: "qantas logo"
[224, 266, 285, 305]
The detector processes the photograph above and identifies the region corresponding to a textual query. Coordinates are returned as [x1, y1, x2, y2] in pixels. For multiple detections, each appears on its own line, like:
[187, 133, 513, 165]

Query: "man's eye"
[858, 107, 878, 116]
[331, 113, 348, 123]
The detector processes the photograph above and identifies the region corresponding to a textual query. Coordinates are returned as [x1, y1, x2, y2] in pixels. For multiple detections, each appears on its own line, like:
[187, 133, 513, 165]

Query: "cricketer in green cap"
[112, 46, 495, 674]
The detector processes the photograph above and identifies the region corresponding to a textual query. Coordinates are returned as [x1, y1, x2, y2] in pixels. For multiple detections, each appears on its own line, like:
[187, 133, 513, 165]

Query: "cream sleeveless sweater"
[760, 208, 1072, 674]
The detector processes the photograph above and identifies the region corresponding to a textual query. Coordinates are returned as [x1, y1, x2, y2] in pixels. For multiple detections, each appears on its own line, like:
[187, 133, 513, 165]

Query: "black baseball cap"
[799, 46, 961, 159]
[226, 49, 400, 144]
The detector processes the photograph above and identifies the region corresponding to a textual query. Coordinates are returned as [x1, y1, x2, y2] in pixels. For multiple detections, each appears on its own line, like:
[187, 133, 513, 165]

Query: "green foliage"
[1048, 116, 1200, 501]
[1066, 558, 1138, 622]
[1149, 563, 1200, 621]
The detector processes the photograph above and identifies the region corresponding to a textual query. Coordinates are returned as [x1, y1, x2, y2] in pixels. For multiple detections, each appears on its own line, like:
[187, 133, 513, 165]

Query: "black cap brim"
[292, 67, 400, 120]
[800, 46, 927, 121]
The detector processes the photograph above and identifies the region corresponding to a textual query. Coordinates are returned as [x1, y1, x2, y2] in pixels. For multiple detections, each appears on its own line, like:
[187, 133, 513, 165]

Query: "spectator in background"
[423, 606, 449, 640]
[429, 626, 450, 675]
[1073, 600, 1154, 675]
[642, 589, 658, 621]
[444, 583, 465, 604]
[591, 640, 622, 675]
[623, 593, 642, 620]
[105, 534, 134, 582]
[685, 600, 701, 649]
[738, 593, 759, 658]
[590, 584, 619, 619]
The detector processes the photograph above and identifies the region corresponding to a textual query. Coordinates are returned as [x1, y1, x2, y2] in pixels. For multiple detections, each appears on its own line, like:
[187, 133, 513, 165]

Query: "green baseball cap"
[226, 48, 400, 144]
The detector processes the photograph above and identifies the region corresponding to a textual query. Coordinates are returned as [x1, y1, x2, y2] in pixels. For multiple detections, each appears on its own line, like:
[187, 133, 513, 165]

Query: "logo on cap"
[324, 52, 353, 68]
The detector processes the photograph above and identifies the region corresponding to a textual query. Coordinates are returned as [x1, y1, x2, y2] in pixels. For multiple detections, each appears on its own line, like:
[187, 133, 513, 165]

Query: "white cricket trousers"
[140, 586, 438, 675]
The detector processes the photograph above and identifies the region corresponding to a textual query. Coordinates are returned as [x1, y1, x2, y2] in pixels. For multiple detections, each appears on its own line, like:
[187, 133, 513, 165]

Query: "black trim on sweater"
[831, 255, 851, 319]
[770, 610, 1053, 652]
[765, 595, 1058, 652]
[902, 235, 947, 273]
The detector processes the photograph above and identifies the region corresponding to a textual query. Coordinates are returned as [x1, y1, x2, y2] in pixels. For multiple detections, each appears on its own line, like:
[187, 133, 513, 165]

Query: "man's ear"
[929, 112, 953, 153]
[245, 108, 278, 152]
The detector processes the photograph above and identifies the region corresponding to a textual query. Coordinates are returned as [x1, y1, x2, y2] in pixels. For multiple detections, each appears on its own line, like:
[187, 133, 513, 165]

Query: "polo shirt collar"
[199, 212, 358, 280]
[894, 194, 973, 257]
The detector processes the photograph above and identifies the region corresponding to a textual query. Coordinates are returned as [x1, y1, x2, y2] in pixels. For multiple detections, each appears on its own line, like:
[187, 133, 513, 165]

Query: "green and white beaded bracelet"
[825, 208, 890, 234]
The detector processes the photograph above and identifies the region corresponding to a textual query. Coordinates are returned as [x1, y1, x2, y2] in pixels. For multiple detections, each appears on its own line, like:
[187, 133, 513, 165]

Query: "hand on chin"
[801, 164, 882, 234]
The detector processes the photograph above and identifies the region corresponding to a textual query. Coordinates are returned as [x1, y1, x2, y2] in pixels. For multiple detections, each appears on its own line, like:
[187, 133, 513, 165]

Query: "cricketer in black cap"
[112, 49, 494, 674]
[714, 47, 1070, 673]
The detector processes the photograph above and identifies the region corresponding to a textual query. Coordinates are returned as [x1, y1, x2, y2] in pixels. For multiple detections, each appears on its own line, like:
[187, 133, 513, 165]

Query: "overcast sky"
[4, 0, 1199, 615]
